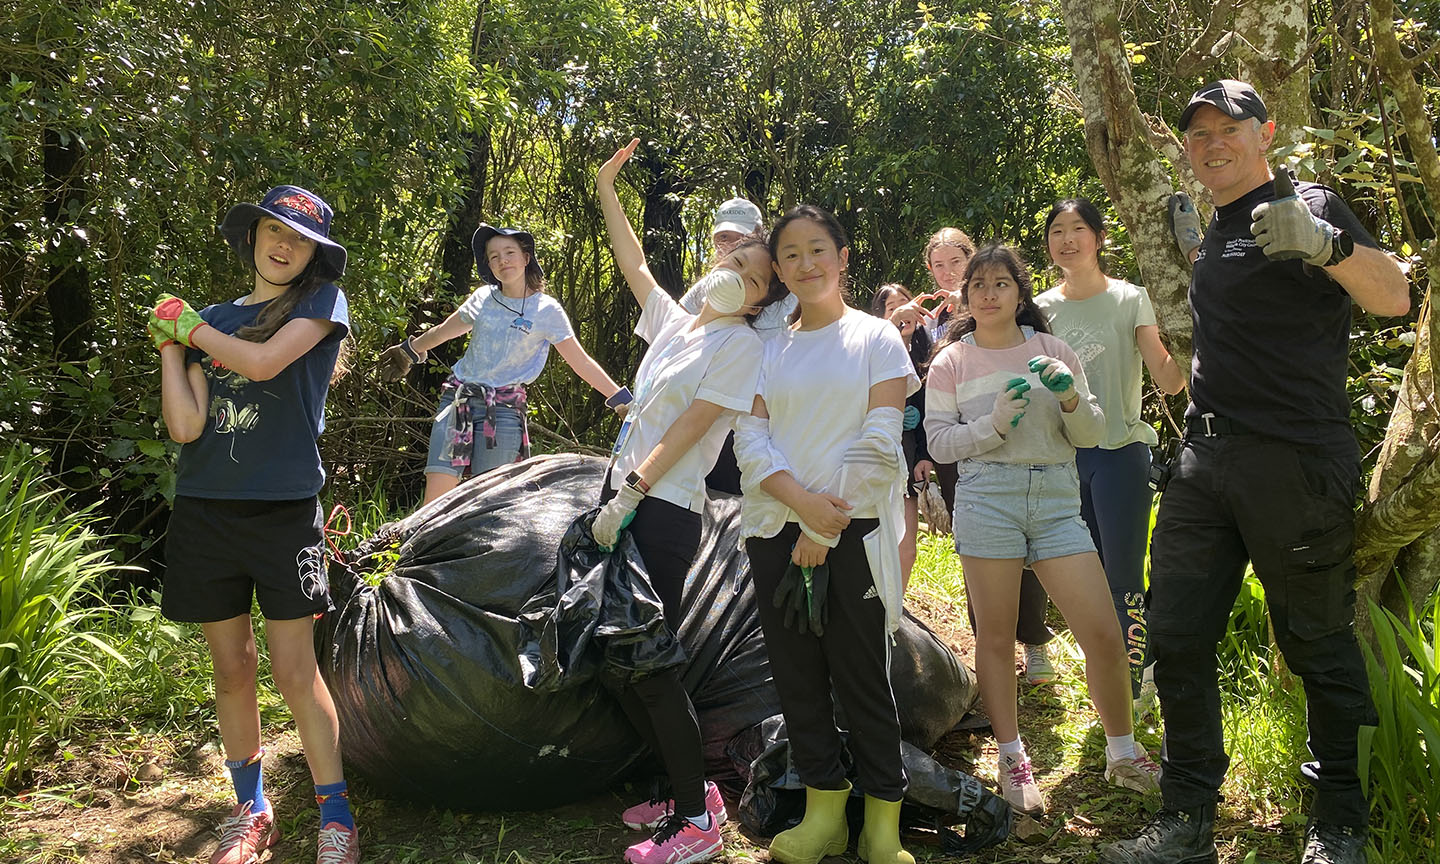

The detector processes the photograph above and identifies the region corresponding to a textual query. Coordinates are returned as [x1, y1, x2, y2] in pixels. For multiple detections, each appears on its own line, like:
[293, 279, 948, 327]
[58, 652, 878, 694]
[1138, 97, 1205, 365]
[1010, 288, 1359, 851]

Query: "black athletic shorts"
[162, 495, 332, 623]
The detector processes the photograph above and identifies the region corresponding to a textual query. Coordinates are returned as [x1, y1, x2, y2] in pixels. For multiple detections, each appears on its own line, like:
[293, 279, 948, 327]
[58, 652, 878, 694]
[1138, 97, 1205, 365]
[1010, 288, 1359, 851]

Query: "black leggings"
[600, 484, 708, 816]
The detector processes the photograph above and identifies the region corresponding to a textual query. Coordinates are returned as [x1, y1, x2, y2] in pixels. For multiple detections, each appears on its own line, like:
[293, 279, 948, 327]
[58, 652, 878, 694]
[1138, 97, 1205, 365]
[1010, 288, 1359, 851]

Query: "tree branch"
[1174, 0, 1241, 78]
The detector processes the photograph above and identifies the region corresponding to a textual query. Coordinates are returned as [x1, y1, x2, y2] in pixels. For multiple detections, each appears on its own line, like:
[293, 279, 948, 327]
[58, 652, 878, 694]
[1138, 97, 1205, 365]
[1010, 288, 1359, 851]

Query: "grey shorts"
[951, 460, 1096, 566]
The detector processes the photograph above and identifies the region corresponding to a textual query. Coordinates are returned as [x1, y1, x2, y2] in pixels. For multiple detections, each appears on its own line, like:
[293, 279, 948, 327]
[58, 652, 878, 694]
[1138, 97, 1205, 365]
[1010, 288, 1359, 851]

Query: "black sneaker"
[1100, 805, 1218, 864]
[1300, 821, 1366, 864]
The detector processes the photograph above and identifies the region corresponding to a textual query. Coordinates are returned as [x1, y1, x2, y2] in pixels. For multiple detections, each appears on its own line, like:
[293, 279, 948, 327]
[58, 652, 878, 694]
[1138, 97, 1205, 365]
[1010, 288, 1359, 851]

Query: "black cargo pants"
[1148, 431, 1376, 828]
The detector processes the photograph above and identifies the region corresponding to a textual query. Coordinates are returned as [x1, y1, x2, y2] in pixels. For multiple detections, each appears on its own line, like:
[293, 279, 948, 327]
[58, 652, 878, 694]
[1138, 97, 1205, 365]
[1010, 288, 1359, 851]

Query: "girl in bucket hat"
[380, 223, 631, 505]
[147, 185, 360, 864]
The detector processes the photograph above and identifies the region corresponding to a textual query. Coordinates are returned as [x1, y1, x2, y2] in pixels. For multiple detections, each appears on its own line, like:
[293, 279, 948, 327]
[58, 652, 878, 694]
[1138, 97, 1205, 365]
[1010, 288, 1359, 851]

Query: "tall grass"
[0, 447, 127, 789]
[1359, 593, 1440, 863]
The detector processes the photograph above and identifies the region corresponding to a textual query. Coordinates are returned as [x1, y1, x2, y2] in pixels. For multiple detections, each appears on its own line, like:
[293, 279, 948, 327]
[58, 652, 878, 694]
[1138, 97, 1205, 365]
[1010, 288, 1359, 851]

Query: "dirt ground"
[1, 581, 1295, 864]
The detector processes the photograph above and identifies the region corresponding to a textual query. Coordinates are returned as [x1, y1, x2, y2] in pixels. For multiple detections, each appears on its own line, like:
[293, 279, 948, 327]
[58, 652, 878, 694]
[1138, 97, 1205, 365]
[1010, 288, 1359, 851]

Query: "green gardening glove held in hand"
[902, 405, 921, 431]
[1005, 378, 1031, 428]
[803, 562, 830, 637]
[150, 294, 210, 347]
[1167, 192, 1204, 259]
[1249, 169, 1335, 266]
[146, 318, 178, 351]
[1028, 356, 1076, 402]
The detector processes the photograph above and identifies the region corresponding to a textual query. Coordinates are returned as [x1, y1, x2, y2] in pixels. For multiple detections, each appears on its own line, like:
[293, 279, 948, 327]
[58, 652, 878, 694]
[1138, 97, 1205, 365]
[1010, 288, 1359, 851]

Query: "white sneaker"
[997, 751, 1045, 815]
[1024, 643, 1057, 685]
[1105, 741, 1161, 794]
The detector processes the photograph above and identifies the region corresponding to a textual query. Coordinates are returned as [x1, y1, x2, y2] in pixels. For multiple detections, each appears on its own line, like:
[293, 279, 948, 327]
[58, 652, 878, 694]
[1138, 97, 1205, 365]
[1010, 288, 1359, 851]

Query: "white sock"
[685, 812, 711, 830]
[997, 738, 1026, 757]
[1106, 733, 1138, 762]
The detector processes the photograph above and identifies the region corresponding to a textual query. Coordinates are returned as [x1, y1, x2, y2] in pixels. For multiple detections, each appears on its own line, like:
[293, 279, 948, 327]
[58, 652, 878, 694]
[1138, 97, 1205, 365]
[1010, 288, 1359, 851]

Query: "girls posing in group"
[923, 244, 1160, 816]
[380, 225, 630, 505]
[593, 139, 786, 864]
[150, 186, 360, 864]
[1035, 198, 1186, 710]
[736, 205, 918, 864]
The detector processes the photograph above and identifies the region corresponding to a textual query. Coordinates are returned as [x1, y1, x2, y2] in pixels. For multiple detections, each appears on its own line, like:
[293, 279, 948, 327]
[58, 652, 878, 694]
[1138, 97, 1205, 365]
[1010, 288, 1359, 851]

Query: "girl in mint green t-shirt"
[1034, 197, 1186, 711]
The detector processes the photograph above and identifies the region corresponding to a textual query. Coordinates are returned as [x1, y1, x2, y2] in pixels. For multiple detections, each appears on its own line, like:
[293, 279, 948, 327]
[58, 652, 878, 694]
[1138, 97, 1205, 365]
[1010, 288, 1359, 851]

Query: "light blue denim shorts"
[951, 459, 1096, 566]
[425, 397, 525, 478]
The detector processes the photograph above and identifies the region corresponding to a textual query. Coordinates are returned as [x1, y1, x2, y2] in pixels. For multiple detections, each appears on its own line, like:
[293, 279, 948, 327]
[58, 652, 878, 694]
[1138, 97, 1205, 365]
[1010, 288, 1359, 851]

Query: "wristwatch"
[624, 471, 650, 494]
[1325, 228, 1354, 267]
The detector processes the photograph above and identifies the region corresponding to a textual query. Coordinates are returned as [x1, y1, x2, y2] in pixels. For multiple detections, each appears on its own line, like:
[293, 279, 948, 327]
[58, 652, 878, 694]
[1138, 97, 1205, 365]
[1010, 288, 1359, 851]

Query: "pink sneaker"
[623, 812, 722, 864]
[210, 801, 278, 864]
[316, 822, 360, 864]
[621, 780, 727, 830]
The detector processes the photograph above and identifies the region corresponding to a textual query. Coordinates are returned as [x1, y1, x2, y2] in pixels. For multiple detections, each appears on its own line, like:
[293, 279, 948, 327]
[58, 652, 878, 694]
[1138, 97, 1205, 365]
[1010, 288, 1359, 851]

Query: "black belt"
[1186, 413, 1253, 437]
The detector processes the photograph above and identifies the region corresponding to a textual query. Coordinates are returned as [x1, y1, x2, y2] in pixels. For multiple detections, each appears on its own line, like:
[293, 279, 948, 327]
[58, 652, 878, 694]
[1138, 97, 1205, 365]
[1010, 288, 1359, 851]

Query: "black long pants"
[746, 520, 907, 801]
[600, 486, 708, 817]
[1148, 434, 1376, 828]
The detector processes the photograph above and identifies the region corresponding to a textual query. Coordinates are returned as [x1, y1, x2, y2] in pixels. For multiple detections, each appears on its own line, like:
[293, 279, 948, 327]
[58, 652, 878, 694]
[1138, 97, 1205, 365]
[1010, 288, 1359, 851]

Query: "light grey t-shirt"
[451, 284, 576, 386]
[1035, 278, 1158, 449]
[680, 278, 798, 340]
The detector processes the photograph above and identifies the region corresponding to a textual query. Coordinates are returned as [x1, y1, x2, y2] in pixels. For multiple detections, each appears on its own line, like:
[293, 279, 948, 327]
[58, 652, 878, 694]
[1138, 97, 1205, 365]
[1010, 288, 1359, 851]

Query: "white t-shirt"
[451, 285, 575, 386]
[742, 308, 919, 537]
[680, 278, 799, 340]
[610, 288, 763, 512]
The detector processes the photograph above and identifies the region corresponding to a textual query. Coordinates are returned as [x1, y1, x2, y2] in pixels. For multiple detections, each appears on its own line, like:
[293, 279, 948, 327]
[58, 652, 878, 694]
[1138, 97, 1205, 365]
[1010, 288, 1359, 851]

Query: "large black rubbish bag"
[517, 509, 685, 690]
[731, 715, 1012, 854]
[317, 454, 979, 811]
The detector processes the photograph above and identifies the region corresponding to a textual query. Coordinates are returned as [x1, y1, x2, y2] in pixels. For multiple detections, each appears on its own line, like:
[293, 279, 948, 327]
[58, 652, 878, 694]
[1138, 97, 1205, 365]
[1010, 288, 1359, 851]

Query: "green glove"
[803, 562, 830, 637]
[1249, 169, 1335, 266]
[1167, 192, 1204, 259]
[902, 405, 921, 431]
[146, 318, 178, 352]
[593, 484, 643, 551]
[1028, 356, 1076, 401]
[150, 294, 210, 347]
[775, 561, 830, 636]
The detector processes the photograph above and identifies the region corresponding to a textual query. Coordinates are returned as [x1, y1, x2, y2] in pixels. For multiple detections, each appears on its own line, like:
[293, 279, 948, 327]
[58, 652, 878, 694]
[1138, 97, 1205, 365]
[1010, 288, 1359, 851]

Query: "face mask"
[700, 267, 746, 315]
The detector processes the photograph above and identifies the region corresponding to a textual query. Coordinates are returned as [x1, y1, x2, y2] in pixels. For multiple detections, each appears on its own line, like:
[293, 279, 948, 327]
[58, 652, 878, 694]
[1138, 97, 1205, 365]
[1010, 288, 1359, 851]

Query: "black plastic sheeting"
[318, 454, 983, 814]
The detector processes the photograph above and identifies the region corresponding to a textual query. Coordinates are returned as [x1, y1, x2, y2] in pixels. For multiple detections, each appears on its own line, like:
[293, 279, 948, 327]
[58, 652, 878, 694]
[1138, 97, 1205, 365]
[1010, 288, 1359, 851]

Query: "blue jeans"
[425, 399, 524, 478]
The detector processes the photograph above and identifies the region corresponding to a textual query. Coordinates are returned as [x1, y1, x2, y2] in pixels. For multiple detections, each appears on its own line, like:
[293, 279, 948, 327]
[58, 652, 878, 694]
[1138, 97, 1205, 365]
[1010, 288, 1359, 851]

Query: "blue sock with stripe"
[315, 780, 354, 830]
[224, 750, 266, 814]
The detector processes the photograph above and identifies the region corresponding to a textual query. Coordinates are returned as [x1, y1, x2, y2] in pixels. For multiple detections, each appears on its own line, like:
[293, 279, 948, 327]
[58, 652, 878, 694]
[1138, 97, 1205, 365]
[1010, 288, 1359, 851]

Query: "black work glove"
[773, 560, 830, 636]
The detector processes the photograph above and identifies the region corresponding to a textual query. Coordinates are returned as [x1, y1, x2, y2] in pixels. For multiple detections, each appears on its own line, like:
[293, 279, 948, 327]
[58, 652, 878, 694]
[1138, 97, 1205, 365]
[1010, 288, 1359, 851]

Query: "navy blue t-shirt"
[1187, 179, 1378, 458]
[174, 282, 350, 499]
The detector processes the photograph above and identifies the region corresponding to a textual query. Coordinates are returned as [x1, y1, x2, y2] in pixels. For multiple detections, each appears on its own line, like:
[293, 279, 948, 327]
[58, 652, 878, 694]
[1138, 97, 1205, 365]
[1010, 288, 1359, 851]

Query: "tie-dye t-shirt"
[1034, 279, 1158, 449]
[451, 284, 576, 386]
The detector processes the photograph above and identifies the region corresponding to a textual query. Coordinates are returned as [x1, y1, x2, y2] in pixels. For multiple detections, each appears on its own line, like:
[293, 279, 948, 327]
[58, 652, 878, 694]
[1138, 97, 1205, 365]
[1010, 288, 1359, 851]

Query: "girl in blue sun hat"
[148, 184, 360, 864]
[380, 223, 632, 505]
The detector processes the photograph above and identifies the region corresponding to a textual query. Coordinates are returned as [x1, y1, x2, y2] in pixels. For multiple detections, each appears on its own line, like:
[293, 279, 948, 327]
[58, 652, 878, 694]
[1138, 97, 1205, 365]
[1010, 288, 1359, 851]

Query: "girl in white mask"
[591, 138, 786, 864]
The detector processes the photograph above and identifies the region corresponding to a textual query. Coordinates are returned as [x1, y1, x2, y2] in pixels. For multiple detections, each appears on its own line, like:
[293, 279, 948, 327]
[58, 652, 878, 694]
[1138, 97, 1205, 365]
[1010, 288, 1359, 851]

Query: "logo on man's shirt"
[1220, 238, 1256, 259]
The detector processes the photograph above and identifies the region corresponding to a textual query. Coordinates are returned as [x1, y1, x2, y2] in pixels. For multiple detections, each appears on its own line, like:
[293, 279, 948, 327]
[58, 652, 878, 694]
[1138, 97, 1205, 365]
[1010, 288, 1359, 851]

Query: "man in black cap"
[1104, 80, 1409, 864]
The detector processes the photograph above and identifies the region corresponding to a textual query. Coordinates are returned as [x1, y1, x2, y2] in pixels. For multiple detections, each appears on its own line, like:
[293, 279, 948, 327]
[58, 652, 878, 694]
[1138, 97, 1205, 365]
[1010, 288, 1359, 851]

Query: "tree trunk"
[639, 163, 687, 298]
[1353, 0, 1440, 639]
[1058, 0, 1194, 370]
[438, 1, 493, 300]
[42, 124, 92, 362]
[1236, 0, 1311, 154]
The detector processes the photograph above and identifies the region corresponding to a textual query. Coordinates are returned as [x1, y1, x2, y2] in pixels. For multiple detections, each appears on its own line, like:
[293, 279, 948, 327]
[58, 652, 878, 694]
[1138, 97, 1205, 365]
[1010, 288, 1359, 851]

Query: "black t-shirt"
[1187, 178, 1378, 457]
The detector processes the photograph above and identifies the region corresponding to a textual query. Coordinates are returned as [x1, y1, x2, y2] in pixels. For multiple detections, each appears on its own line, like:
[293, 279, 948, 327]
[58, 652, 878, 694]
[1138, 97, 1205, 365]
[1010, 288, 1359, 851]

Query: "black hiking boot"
[1100, 804, 1218, 864]
[1300, 821, 1366, 864]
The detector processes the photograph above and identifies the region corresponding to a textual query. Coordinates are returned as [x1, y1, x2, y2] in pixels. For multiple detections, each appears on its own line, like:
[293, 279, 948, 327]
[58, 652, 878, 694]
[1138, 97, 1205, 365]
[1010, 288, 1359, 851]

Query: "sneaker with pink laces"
[997, 752, 1045, 815]
[316, 822, 360, 864]
[623, 812, 722, 864]
[1105, 741, 1162, 794]
[621, 780, 727, 830]
[210, 800, 278, 864]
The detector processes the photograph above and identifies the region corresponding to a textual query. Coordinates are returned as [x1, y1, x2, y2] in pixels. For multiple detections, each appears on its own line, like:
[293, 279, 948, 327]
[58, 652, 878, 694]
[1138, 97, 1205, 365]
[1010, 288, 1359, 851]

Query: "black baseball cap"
[1179, 79, 1268, 131]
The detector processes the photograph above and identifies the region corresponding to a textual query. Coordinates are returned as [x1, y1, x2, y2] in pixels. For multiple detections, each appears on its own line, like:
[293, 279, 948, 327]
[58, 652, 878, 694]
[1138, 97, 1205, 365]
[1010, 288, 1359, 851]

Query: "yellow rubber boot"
[855, 795, 914, 864]
[767, 783, 851, 864]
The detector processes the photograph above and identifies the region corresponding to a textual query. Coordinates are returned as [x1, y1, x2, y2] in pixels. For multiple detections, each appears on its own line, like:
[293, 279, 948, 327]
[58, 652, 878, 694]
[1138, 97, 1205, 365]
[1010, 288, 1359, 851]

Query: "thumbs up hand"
[1249, 168, 1336, 266]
